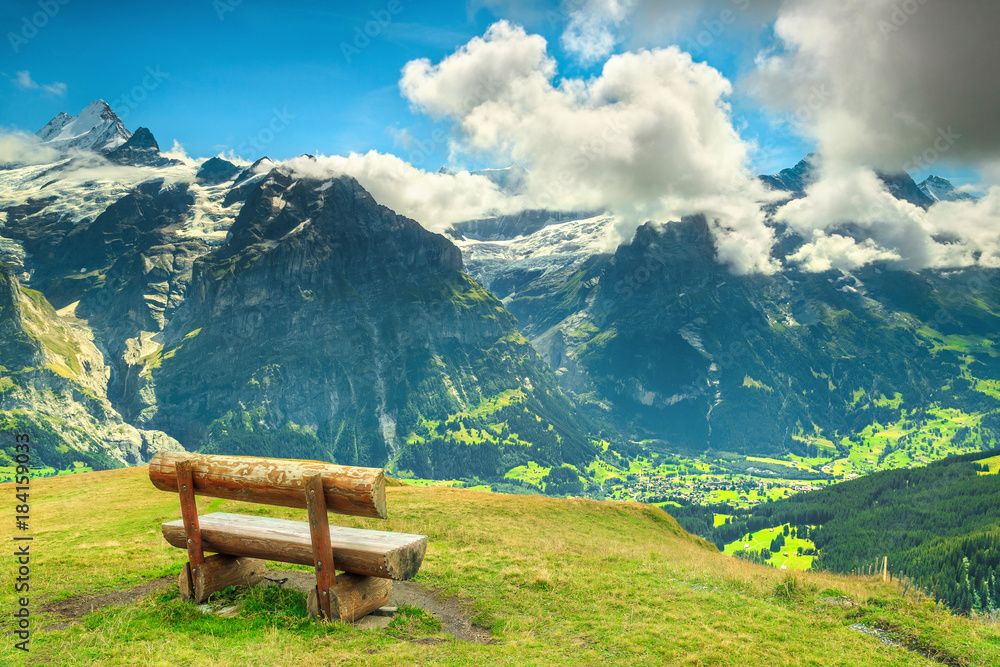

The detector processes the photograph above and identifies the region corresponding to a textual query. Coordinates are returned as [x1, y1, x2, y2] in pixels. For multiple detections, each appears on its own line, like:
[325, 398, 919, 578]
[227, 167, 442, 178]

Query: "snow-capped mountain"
[918, 175, 978, 203]
[759, 154, 818, 195]
[35, 100, 131, 153]
[456, 212, 616, 305]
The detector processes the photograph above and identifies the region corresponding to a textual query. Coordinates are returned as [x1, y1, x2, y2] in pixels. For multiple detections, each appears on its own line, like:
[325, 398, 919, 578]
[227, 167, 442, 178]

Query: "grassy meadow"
[0, 466, 998, 666]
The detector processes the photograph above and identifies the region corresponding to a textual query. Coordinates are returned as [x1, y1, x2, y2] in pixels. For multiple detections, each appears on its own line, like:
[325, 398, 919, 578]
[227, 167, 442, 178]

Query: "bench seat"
[162, 512, 427, 580]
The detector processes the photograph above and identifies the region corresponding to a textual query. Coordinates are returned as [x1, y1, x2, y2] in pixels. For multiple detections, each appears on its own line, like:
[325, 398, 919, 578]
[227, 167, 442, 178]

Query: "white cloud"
[0, 131, 61, 165]
[281, 151, 522, 232]
[923, 189, 1000, 269]
[400, 20, 777, 273]
[775, 165, 935, 269]
[43, 81, 67, 96]
[161, 140, 199, 167]
[14, 70, 66, 96]
[753, 0, 1000, 170]
[776, 165, 1000, 272]
[787, 234, 900, 273]
[561, 0, 635, 65]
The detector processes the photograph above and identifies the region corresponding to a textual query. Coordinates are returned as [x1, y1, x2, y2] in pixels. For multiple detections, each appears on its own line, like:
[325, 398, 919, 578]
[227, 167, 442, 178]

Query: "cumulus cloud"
[787, 234, 901, 273]
[776, 165, 939, 270]
[776, 164, 1000, 273]
[400, 20, 778, 273]
[13, 70, 66, 96]
[281, 151, 522, 232]
[742, 0, 1000, 272]
[561, 0, 635, 65]
[923, 189, 1000, 269]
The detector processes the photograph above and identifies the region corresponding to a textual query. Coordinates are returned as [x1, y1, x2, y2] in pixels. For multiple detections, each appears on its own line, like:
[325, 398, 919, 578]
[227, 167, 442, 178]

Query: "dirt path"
[40, 575, 175, 630]
[272, 571, 492, 643]
[40, 571, 492, 644]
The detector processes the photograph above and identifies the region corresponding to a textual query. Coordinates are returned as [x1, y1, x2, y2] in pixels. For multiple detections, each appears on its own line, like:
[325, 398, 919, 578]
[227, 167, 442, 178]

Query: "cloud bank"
[754, 0, 1000, 170]
[400, 20, 778, 273]
[281, 151, 521, 232]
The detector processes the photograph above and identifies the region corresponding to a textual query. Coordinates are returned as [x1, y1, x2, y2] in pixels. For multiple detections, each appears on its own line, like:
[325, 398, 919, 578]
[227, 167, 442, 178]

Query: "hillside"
[673, 450, 1000, 615]
[463, 213, 1000, 459]
[0, 261, 182, 469]
[1, 467, 998, 666]
[0, 140, 599, 479]
[5, 107, 1000, 491]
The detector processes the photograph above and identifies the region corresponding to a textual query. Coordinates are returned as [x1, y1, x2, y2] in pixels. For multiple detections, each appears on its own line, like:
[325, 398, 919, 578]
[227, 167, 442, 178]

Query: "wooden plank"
[194, 555, 267, 604]
[149, 452, 387, 519]
[162, 512, 427, 580]
[177, 460, 204, 568]
[306, 473, 334, 620]
[178, 555, 268, 603]
[307, 574, 392, 622]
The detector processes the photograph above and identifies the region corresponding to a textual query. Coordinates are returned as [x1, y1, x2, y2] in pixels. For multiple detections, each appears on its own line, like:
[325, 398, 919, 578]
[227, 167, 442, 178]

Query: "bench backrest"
[149, 451, 387, 519]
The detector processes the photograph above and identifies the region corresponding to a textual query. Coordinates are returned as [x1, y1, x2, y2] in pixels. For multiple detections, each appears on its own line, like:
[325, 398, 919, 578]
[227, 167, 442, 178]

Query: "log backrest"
[149, 451, 387, 520]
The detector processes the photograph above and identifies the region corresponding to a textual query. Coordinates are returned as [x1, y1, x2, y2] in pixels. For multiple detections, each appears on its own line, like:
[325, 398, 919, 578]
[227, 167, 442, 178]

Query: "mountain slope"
[3, 466, 998, 666]
[0, 262, 182, 468]
[676, 449, 1000, 614]
[2, 103, 604, 482]
[141, 171, 596, 475]
[918, 175, 978, 203]
[459, 213, 1000, 459]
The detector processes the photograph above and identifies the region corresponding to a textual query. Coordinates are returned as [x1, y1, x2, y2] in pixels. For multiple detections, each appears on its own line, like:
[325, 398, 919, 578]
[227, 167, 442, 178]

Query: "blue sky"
[0, 0, 984, 189]
[0, 0, 811, 175]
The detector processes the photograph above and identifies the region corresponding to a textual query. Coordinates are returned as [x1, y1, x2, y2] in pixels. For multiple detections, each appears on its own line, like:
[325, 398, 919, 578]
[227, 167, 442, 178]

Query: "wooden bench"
[149, 451, 427, 621]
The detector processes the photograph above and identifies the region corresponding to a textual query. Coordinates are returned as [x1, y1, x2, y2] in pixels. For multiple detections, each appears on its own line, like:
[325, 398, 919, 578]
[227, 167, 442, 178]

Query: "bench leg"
[176, 460, 205, 595]
[178, 554, 267, 604]
[305, 473, 336, 620]
[307, 574, 392, 622]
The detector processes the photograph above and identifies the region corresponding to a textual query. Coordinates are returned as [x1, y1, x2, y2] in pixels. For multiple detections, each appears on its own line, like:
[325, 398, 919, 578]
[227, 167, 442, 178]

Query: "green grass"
[979, 455, 1000, 475]
[0, 463, 94, 483]
[397, 478, 464, 488]
[723, 525, 817, 572]
[1, 466, 997, 666]
[504, 461, 550, 487]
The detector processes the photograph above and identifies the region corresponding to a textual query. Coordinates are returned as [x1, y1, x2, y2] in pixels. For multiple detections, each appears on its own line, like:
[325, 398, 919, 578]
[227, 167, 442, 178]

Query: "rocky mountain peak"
[35, 99, 131, 153]
[874, 169, 935, 209]
[759, 153, 819, 195]
[220, 170, 463, 274]
[918, 175, 978, 203]
[196, 157, 240, 183]
[106, 127, 180, 167]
